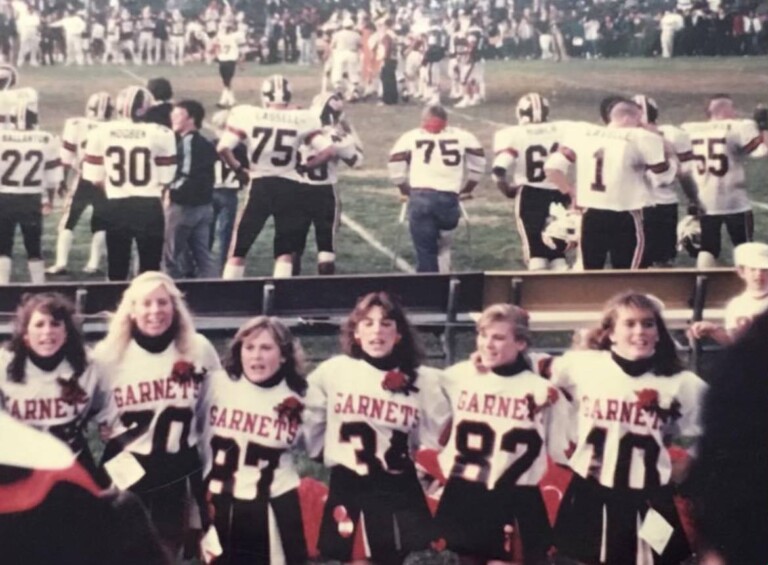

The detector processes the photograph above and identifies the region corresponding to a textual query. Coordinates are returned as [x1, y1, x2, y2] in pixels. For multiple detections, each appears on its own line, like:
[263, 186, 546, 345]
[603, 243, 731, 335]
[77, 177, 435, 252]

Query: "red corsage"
[381, 370, 419, 396]
[56, 377, 88, 406]
[169, 360, 207, 385]
[524, 387, 559, 420]
[274, 396, 304, 425]
[635, 388, 659, 411]
[635, 388, 682, 423]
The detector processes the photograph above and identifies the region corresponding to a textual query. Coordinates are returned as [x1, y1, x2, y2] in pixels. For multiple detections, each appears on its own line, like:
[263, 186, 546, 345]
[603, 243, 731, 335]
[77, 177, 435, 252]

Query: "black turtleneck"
[611, 350, 655, 377]
[250, 368, 285, 389]
[360, 351, 401, 372]
[491, 354, 531, 377]
[132, 322, 176, 353]
[27, 348, 66, 372]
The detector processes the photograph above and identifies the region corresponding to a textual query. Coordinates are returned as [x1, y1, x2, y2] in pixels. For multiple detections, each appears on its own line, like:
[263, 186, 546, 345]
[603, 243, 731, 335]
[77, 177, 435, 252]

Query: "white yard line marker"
[119, 67, 147, 83]
[446, 108, 508, 128]
[752, 201, 768, 212]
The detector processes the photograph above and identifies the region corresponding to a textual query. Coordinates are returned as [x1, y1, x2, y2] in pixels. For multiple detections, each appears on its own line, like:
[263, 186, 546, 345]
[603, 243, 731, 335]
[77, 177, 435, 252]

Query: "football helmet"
[13, 98, 38, 131]
[542, 203, 581, 249]
[677, 215, 701, 257]
[115, 86, 154, 120]
[312, 91, 344, 126]
[85, 91, 114, 121]
[211, 109, 230, 135]
[260, 75, 292, 106]
[0, 64, 18, 91]
[631, 94, 658, 125]
[516, 92, 549, 124]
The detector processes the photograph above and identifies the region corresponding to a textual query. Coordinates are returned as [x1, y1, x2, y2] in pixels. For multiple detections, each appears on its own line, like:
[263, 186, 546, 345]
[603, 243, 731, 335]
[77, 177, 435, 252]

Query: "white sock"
[273, 260, 292, 278]
[696, 251, 717, 269]
[549, 258, 569, 271]
[528, 257, 549, 271]
[437, 231, 453, 273]
[54, 229, 74, 268]
[28, 260, 45, 284]
[222, 262, 245, 280]
[86, 231, 106, 269]
[0, 256, 10, 284]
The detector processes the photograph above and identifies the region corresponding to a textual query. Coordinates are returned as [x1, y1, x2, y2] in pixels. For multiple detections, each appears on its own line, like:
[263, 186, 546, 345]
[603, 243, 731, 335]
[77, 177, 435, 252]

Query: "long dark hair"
[7, 293, 87, 384]
[341, 291, 423, 382]
[592, 291, 684, 376]
[224, 316, 307, 396]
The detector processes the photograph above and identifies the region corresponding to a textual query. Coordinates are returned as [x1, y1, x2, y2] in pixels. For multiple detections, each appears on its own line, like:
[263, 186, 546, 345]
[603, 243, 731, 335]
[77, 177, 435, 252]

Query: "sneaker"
[45, 265, 67, 275]
[82, 265, 100, 274]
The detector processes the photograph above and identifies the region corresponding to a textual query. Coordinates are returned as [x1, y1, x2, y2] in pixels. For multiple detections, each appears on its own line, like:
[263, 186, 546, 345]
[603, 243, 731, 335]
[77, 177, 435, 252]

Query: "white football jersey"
[94, 333, 221, 457]
[493, 121, 573, 190]
[61, 116, 103, 170]
[724, 290, 768, 334]
[332, 28, 362, 51]
[198, 370, 302, 500]
[438, 360, 557, 489]
[298, 125, 363, 186]
[216, 30, 240, 61]
[653, 124, 695, 205]
[0, 129, 62, 195]
[0, 351, 106, 454]
[303, 356, 450, 476]
[680, 119, 767, 214]
[82, 119, 177, 199]
[550, 350, 707, 490]
[218, 105, 329, 182]
[547, 124, 674, 211]
[388, 126, 486, 193]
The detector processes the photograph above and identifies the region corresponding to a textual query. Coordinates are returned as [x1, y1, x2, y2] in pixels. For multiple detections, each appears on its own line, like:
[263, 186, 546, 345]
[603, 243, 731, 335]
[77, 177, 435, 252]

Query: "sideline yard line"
[447, 108, 508, 128]
[119, 67, 415, 273]
[752, 201, 768, 212]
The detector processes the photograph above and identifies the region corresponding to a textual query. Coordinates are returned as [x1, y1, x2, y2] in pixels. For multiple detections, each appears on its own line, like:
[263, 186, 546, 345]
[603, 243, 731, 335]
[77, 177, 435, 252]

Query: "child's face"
[738, 266, 768, 294]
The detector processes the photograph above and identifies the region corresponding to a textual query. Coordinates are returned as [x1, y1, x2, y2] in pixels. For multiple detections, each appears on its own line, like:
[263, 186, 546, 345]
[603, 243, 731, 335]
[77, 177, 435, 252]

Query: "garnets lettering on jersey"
[112, 378, 199, 408]
[579, 394, 666, 430]
[6, 396, 83, 420]
[208, 404, 299, 443]
[333, 391, 420, 428]
[455, 390, 539, 421]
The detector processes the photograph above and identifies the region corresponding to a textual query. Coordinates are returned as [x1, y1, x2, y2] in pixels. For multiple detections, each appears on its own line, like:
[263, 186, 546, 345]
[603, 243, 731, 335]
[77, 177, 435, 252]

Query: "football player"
[48, 91, 114, 276]
[633, 94, 704, 267]
[420, 18, 448, 105]
[493, 92, 573, 270]
[454, 18, 486, 108]
[545, 101, 676, 270]
[136, 6, 155, 64]
[388, 105, 486, 272]
[118, 8, 137, 64]
[436, 303, 556, 563]
[0, 97, 61, 284]
[218, 74, 336, 279]
[82, 85, 177, 281]
[168, 10, 186, 66]
[550, 292, 706, 564]
[330, 17, 362, 101]
[681, 94, 768, 268]
[213, 16, 242, 108]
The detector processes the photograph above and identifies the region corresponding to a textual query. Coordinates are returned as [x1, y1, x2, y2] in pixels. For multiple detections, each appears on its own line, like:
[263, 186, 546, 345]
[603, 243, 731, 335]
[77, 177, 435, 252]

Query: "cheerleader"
[435, 304, 556, 564]
[304, 291, 450, 565]
[550, 292, 707, 564]
[0, 292, 105, 481]
[94, 271, 221, 555]
[197, 316, 308, 564]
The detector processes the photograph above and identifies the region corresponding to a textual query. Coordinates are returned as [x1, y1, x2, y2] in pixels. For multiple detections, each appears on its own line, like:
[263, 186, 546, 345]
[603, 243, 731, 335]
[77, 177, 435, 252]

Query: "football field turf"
[10, 56, 768, 281]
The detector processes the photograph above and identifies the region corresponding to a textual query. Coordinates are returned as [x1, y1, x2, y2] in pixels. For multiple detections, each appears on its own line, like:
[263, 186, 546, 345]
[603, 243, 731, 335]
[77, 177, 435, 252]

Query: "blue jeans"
[210, 189, 239, 270]
[408, 190, 460, 272]
[164, 203, 217, 279]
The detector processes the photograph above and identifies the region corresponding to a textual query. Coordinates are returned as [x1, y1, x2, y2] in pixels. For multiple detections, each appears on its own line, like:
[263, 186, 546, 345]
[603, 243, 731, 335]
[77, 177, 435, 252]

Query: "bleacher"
[0, 268, 740, 370]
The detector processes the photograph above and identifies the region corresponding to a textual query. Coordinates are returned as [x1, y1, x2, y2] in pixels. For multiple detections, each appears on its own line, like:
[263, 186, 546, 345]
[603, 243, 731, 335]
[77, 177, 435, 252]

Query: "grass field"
[9, 56, 768, 282]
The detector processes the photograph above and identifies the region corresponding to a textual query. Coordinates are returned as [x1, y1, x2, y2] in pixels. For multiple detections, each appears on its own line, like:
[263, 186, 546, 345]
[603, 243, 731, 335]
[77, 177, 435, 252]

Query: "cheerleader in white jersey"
[198, 316, 308, 564]
[304, 291, 451, 565]
[94, 271, 221, 555]
[436, 304, 556, 564]
[0, 293, 106, 483]
[550, 292, 707, 564]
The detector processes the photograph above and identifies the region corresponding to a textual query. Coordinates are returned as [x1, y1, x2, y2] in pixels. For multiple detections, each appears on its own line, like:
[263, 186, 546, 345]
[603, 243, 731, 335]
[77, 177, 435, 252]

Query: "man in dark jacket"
[144, 77, 173, 128]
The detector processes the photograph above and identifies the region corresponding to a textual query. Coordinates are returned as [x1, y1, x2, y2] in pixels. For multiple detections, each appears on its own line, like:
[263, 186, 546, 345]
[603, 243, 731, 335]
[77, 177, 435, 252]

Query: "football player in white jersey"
[94, 272, 221, 555]
[213, 17, 242, 108]
[681, 94, 768, 268]
[47, 91, 113, 276]
[550, 292, 707, 565]
[294, 91, 364, 275]
[493, 92, 573, 271]
[118, 8, 137, 64]
[435, 303, 556, 563]
[0, 293, 106, 482]
[330, 17, 362, 101]
[419, 19, 448, 105]
[218, 74, 336, 279]
[632, 94, 704, 268]
[454, 20, 486, 108]
[304, 292, 451, 564]
[136, 6, 155, 64]
[0, 97, 61, 284]
[545, 101, 676, 270]
[388, 105, 486, 272]
[168, 10, 186, 66]
[82, 85, 177, 281]
[198, 316, 308, 564]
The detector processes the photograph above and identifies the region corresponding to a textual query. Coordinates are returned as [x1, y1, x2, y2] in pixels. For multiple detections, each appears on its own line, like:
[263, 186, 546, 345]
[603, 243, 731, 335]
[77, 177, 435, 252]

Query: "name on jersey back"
[109, 129, 148, 139]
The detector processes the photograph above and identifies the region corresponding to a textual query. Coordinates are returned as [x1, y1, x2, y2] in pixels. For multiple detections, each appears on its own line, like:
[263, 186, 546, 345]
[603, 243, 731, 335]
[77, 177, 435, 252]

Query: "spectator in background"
[660, 9, 684, 57]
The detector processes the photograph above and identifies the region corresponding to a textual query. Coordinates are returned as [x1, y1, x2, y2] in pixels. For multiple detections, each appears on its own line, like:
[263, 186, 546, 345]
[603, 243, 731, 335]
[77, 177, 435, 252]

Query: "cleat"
[45, 265, 68, 275]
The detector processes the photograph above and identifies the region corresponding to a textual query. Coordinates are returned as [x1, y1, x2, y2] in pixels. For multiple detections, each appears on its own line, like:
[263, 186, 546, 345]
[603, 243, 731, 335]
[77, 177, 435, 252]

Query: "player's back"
[333, 28, 361, 51]
[0, 129, 60, 194]
[681, 118, 765, 214]
[83, 119, 176, 199]
[61, 116, 102, 169]
[494, 121, 569, 190]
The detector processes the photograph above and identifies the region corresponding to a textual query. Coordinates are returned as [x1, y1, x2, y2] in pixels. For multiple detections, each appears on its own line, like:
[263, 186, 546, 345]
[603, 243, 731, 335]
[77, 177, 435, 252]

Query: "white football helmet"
[211, 109, 230, 135]
[677, 215, 701, 257]
[542, 203, 581, 249]
[516, 92, 549, 124]
[0, 64, 18, 91]
[85, 91, 114, 121]
[631, 94, 658, 125]
[115, 86, 154, 120]
[260, 75, 292, 106]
